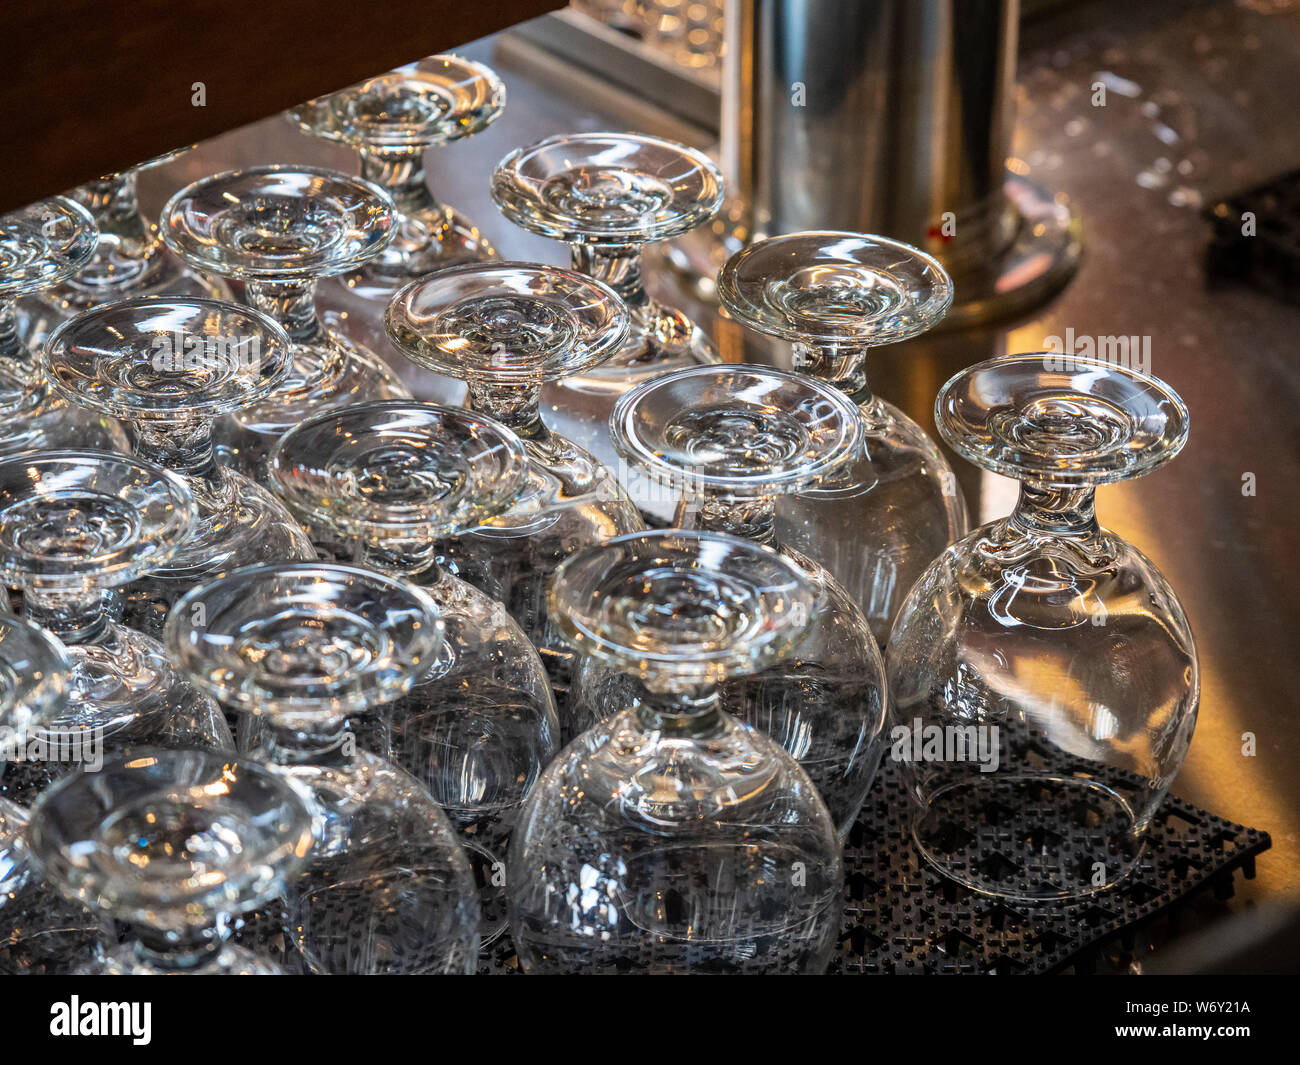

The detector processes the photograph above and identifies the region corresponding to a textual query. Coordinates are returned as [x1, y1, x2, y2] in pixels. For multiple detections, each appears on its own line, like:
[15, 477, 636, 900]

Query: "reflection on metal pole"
[662, 0, 1081, 328]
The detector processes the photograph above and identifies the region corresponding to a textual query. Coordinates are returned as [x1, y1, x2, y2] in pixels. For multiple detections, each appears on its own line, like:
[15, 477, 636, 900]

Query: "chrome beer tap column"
[665, 0, 1081, 326]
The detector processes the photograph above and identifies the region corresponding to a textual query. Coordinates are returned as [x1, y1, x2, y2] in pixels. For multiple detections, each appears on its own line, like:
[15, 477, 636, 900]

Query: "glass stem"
[466, 380, 549, 442]
[360, 145, 439, 217]
[792, 341, 872, 403]
[244, 278, 325, 345]
[571, 243, 650, 313]
[0, 297, 26, 365]
[74, 172, 150, 246]
[133, 417, 221, 481]
[352, 539, 443, 584]
[263, 716, 354, 766]
[1010, 483, 1100, 538]
[23, 587, 109, 644]
[636, 683, 724, 736]
[679, 492, 779, 547]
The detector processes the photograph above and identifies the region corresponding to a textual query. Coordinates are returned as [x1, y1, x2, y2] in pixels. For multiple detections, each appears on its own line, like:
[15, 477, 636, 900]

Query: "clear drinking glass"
[160, 165, 411, 481]
[270, 400, 560, 944]
[27, 747, 317, 974]
[0, 196, 129, 457]
[19, 151, 230, 351]
[510, 529, 843, 973]
[605, 364, 888, 837]
[0, 616, 103, 974]
[492, 132, 724, 514]
[887, 353, 1198, 901]
[42, 296, 316, 639]
[386, 262, 645, 720]
[289, 55, 504, 306]
[166, 562, 480, 973]
[719, 231, 968, 645]
[0, 451, 232, 781]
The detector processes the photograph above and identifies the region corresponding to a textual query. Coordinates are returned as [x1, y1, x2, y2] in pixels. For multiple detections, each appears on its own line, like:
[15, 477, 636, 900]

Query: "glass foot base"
[912, 774, 1144, 902]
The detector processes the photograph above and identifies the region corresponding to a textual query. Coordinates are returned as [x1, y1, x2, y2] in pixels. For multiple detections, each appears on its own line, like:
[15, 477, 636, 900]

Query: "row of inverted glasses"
[158, 164, 411, 486]
[29, 247, 568, 947]
[491, 131, 724, 518]
[38, 291, 552, 950]
[269, 400, 560, 942]
[3, 526, 844, 976]
[42, 298, 316, 637]
[10, 124, 1185, 920]
[385, 262, 645, 717]
[0, 451, 235, 974]
[0, 558, 480, 973]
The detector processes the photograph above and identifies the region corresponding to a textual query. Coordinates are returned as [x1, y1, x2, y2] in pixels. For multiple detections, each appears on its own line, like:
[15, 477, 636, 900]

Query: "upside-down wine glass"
[160, 165, 411, 482]
[42, 297, 316, 639]
[492, 132, 723, 515]
[510, 529, 843, 973]
[718, 231, 968, 645]
[0, 451, 232, 785]
[386, 262, 644, 719]
[0, 617, 102, 974]
[270, 400, 559, 945]
[289, 55, 503, 300]
[0, 197, 128, 457]
[19, 149, 230, 351]
[167, 562, 480, 973]
[605, 364, 888, 837]
[887, 353, 1198, 901]
[27, 747, 317, 974]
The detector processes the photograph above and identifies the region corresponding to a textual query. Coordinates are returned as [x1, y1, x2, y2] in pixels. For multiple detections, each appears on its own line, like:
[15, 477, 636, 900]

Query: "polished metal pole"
[667, 0, 1080, 327]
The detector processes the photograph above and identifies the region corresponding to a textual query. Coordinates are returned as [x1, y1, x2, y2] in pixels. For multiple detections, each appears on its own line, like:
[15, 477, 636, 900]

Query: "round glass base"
[912, 775, 1145, 901]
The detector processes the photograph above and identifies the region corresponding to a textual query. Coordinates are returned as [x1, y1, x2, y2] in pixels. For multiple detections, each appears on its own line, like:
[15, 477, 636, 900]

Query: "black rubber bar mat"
[479, 753, 1271, 975]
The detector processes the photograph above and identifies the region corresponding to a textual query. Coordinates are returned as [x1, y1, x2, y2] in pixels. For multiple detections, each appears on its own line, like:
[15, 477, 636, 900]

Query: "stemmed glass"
[27, 748, 317, 974]
[887, 353, 1198, 901]
[0, 451, 232, 771]
[386, 262, 645, 718]
[606, 364, 888, 837]
[492, 132, 724, 505]
[0, 197, 128, 457]
[289, 54, 504, 305]
[166, 562, 480, 974]
[510, 529, 843, 974]
[718, 231, 968, 645]
[42, 297, 316, 638]
[270, 400, 560, 944]
[0, 616, 102, 974]
[160, 165, 411, 480]
[18, 151, 230, 350]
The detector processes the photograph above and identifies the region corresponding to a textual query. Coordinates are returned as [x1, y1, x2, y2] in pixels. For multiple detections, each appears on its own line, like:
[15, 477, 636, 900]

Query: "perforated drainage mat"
[479, 741, 1271, 975]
